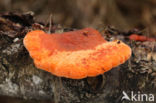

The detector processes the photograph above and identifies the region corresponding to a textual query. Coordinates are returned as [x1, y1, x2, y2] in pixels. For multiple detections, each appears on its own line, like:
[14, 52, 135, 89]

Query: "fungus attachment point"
[24, 28, 131, 79]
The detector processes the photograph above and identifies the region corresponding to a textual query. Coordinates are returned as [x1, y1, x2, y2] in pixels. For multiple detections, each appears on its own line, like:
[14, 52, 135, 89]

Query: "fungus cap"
[24, 28, 131, 79]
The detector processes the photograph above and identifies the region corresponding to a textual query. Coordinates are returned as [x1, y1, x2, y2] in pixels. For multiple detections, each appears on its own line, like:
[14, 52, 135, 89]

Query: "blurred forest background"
[0, 0, 156, 35]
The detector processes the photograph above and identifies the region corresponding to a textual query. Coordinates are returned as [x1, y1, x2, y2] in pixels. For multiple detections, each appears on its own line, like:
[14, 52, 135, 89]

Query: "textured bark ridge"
[0, 12, 155, 103]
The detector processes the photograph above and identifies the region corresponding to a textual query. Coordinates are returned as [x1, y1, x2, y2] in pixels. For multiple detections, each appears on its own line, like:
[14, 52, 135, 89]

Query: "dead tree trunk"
[0, 12, 155, 103]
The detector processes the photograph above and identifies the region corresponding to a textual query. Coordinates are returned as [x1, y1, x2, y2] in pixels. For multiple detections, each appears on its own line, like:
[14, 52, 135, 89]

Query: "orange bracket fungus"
[23, 28, 131, 79]
[129, 34, 155, 42]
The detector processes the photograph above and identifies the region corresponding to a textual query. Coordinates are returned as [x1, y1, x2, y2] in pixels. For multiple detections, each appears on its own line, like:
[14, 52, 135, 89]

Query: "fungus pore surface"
[24, 28, 131, 79]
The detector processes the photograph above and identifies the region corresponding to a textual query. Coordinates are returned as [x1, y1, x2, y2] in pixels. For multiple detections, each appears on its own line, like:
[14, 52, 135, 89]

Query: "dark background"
[0, 0, 156, 36]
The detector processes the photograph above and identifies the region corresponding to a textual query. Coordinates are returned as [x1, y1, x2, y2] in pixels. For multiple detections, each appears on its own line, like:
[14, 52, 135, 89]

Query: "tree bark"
[0, 12, 155, 103]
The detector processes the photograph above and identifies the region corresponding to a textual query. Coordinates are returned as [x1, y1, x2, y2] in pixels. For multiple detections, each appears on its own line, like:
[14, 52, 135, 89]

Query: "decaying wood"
[0, 12, 155, 103]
